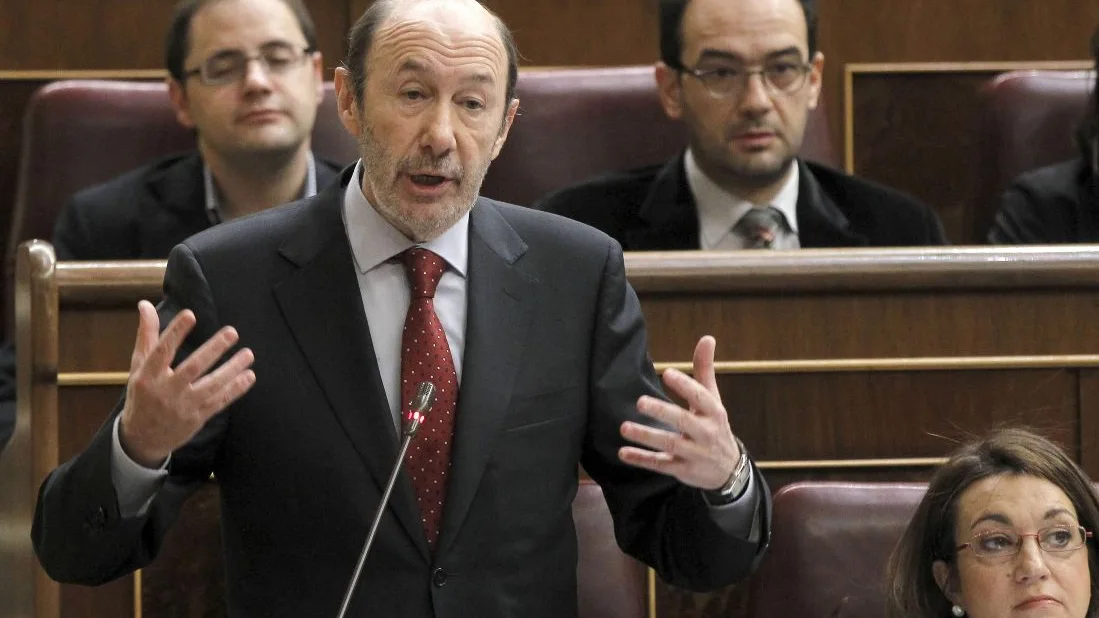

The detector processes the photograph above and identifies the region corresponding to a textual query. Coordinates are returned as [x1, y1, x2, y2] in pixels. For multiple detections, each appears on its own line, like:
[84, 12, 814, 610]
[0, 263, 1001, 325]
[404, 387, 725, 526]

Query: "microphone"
[335, 381, 436, 618]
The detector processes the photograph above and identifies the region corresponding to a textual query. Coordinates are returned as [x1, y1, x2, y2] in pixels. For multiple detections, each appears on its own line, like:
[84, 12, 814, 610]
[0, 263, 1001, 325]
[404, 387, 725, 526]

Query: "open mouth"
[410, 174, 448, 186]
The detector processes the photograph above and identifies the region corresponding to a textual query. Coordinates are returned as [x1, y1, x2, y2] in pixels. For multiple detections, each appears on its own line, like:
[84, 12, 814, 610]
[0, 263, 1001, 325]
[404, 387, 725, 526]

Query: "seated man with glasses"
[535, 0, 946, 249]
[53, 0, 341, 260]
[0, 0, 340, 453]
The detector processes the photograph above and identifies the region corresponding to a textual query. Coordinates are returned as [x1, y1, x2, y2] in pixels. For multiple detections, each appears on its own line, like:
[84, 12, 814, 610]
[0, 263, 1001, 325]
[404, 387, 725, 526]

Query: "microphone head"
[402, 381, 436, 436]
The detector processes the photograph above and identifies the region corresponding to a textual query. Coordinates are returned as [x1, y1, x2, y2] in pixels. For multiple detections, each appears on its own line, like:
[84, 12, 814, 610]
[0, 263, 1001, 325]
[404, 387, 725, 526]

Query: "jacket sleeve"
[987, 184, 1056, 244]
[579, 239, 770, 592]
[31, 244, 228, 584]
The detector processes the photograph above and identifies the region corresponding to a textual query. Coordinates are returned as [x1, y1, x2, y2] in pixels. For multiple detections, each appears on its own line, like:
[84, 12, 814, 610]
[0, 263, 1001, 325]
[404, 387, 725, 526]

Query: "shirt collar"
[203, 151, 319, 224]
[342, 162, 469, 277]
[684, 149, 800, 249]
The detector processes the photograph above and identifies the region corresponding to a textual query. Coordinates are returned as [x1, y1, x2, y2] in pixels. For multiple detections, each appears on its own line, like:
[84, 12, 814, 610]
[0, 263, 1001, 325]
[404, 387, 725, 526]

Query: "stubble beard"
[357, 123, 486, 242]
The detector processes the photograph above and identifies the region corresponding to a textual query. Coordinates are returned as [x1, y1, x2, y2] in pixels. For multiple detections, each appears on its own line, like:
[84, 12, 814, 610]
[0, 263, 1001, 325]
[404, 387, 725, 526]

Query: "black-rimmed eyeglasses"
[955, 525, 1093, 559]
[183, 42, 314, 87]
[674, 60, 812, 99]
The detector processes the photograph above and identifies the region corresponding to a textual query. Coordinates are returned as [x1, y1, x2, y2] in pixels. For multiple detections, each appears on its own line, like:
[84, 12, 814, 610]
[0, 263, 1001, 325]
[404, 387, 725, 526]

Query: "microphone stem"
[335, 432, 416, 618]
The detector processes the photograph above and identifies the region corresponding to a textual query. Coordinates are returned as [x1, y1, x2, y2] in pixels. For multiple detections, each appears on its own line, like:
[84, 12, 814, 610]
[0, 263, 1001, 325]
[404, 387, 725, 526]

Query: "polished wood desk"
[5, 242, 1099, 618]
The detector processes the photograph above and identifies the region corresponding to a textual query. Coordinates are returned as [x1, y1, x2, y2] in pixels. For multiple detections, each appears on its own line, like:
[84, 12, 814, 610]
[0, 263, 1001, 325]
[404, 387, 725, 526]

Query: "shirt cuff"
[704, 462, 761, 542]
[110, 415, 169, 518]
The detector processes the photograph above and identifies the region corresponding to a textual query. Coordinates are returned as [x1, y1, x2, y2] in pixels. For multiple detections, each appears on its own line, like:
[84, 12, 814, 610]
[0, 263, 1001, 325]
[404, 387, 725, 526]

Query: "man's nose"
[420, 102, 457, 156]
[737, 72, 773, 115]
[241, 58, 274, 93]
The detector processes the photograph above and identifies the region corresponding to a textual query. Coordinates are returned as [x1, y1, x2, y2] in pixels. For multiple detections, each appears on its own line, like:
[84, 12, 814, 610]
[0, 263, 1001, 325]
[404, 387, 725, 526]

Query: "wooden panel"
[0, 0, 351, 71]
[18, 248, 1099, 618]
[851, 71, 992, 243]
[59, 308, 141, 374]
[848, 64, 1091, 245]
[346, 0, 656, 67]
[644, 290, 1099, 361]
[818, 0, 1099, 176]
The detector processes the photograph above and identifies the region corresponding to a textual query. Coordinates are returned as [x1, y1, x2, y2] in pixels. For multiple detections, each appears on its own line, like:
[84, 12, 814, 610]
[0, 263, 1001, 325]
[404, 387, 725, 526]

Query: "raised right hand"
[118, 300, 256, 468]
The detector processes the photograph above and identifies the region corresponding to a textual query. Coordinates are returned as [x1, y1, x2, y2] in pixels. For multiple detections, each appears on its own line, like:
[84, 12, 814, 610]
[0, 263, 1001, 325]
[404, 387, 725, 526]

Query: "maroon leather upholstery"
[973, 70, 1094, 240]
[573, 479, 648, 618]
[10, 67, 835, 264]
[746, 481, 926, 618]
[481, 65, 838, 206]
[8, 79, 358, 265]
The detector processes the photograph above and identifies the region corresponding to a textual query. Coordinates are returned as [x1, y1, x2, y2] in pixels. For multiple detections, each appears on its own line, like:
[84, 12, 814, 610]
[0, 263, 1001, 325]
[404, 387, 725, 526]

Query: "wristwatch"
[703, 439, 752, 506]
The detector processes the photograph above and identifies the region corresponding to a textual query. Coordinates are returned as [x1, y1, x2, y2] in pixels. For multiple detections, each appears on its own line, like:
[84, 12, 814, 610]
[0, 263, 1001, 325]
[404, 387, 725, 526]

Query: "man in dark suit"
[31, 1, 770, 616]
[536, 0, 946, 249]
[0, 0, 341, 453]
[987, 26, 1099, 245]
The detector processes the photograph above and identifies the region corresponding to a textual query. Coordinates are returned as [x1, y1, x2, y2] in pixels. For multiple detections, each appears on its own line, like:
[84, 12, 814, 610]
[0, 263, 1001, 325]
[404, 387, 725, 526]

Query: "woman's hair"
[886, 428, 1099, 618]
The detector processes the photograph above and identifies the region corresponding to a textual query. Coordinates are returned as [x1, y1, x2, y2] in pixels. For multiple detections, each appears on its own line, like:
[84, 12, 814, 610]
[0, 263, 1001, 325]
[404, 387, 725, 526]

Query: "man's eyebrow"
[398, 58, 429, 74]
[461, 71, 496, 86]
[696, 46, 805, 64]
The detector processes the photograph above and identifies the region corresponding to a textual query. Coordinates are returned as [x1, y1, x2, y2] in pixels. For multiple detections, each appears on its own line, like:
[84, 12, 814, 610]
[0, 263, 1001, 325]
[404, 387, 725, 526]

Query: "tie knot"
[402, 248, 447, 298]
[736, 206, 784, 249]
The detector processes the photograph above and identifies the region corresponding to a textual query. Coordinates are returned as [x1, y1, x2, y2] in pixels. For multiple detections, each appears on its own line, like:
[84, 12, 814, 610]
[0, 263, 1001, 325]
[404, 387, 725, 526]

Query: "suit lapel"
[436, 199, 536, 557]
[624, 154, 701, 250]
[272, 175, 429, 559]
[795, 160, 870, 247]
[143, 154, 211, 253]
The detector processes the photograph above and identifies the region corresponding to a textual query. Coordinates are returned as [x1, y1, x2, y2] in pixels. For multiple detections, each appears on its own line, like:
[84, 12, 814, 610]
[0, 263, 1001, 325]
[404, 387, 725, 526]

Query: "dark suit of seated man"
[987, 26, 1099, 245]
[30, 1, 771, 616]
[536, 0, 946, 250]
[0, 0, 338, 453]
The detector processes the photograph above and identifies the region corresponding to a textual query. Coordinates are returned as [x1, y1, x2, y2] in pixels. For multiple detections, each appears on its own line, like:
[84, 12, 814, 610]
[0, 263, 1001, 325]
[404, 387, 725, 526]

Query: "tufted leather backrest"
[480, 64, 837, 206]
[746, 481, 927, 618]
[973, 69, 1094, 240]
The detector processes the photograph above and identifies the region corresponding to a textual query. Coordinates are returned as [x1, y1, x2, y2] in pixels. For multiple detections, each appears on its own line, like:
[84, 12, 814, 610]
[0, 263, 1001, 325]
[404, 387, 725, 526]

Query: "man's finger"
[142, 309, 198, 372]
[617, 446, 683, 477]
[661, 368, 723, 420]
[130, 300, 161, 371]
[195, 369, 257, 421]
[692, 335, 719, 397]
[189, 347, 255, 397]
[636, 395, 705, 436]
[172, 326, 242, 385]
[620, 420, 708, 461]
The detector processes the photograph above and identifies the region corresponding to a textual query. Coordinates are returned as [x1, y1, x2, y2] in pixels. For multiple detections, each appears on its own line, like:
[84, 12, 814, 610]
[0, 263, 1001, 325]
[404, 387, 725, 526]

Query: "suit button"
[432, 567, 447, 588]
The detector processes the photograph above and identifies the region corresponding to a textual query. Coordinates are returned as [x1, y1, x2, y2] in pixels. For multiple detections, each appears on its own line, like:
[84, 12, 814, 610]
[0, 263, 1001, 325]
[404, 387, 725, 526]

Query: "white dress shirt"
[685, 148, 801, 250]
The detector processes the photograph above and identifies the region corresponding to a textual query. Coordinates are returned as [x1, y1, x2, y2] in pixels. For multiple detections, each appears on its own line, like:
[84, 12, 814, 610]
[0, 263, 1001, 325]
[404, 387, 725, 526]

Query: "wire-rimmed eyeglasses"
[674, 60, 813, 99]
[955, 525, 1093, 559]
[183, 42, 314, 87]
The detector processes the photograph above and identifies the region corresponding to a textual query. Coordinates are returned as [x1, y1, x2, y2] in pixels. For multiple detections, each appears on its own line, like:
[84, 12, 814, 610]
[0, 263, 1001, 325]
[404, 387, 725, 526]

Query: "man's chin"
[726, 155, 795, 187]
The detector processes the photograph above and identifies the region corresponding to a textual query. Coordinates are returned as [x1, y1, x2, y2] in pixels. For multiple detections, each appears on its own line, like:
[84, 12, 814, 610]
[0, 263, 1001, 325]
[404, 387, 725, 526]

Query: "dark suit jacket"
[534, 155, 947, 248]
[987, 158, 1099, 244]
[0, 153, 340, 453]
[52, 151, 342, 260]
[32, 169, 770, 617]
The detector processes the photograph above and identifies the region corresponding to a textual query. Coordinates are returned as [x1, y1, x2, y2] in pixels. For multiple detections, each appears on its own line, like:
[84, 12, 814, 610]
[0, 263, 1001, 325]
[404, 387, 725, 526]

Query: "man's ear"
[806, 51, 825, 110]
[167, 77, 196, 129]
[932, 560, 961, 606]
[334, 67, 361, 138]
[490, 98, 520, 160]
[654, 61, 684, 120]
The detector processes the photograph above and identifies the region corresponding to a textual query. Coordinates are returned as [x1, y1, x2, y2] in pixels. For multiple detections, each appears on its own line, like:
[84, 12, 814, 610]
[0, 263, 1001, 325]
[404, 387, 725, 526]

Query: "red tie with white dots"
[400, 247, 458, 550]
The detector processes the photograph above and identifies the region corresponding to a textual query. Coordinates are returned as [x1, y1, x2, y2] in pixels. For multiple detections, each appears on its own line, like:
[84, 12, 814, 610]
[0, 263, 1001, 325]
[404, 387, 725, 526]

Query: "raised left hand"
[618, 335, 741, 490]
